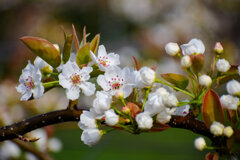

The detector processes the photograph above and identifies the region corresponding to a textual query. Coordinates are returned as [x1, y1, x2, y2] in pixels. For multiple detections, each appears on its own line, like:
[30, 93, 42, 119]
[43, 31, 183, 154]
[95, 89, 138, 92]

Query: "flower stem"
[142, 88, 150, 111]
[116, 124, 134, 134]
[120, 97, 127, 106]
[155, 79, 195, 98]
[43, 81, 59, 88]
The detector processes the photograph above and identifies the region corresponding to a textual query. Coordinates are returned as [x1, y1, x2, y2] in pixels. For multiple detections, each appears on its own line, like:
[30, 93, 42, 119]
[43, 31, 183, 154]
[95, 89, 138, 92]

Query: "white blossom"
[156, 107, 176, 124]
[48, 138, 62, 152]
[136, 112, 153, 130]
[16, 61, 44, 101]
[164, 93, 179, 107]
[165, 42, 180, 56]
[90, 45, 120, 71]
[97, 66, 134, 98]
[194, 137, 206, 151]
[174, 103, 190, 116]
[34, 56, 53, 72]
[0, 141, 20, 159]
[81, 129, 102, 147]
[223, 126, 234, 138]
[216, 59, 230, 72]
[92, 91, 112, 115]
[104, 109, 119, 126]
[58, 61, 96, 100]
[133, 67, 156, 88]
[181, 55, 192, 68]
[210, 121, 224, 136]
[199, 74, 212, 87]
[180, 38, 205, 55]
[226, 79, 240, 96]
[220, 95, 239, 110]
[78, 111, 97, 130]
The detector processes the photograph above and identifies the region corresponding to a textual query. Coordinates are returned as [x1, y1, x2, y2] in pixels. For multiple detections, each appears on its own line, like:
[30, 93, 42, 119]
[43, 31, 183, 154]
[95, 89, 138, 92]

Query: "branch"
[0, 107, 212, 142]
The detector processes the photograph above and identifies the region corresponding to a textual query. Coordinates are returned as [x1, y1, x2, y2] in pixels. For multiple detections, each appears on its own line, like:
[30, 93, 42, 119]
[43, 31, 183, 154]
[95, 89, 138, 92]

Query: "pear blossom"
[34, 56, 53, 73]
[16, 61, 44, 101]
[165, 42, 180, 56]
[133, 67, 156, 88]
[199, 75, 212, 87]
[58, 61, 96, 100]
[174, 103, 190, 116]
[81, 129, 102, 147]
[216, 59, 230, 72]
[210, 121, 224, 136]
[214, 42, 223, 54]
[180, 38, 205, 55]
[78, 111, 97, 130]
[57, 52, 76, 72]
[0, 141, 21, 159]
[104, 109, 119, 126]
[181, 55, 192, 68]
[220, 95, 239, 110]
[223, 126, 234, 138]
[90, 45, 120, 71]
[194, 137, 206, 151]
[226, 79, 240, 96]
[48, 138, 62, 152]
[136, 112, 153, 130]
[92, 91, 112, 115]
[164, 93, 179, 107]
[97, 66, 134, 98]
[156, 107, 176, 124]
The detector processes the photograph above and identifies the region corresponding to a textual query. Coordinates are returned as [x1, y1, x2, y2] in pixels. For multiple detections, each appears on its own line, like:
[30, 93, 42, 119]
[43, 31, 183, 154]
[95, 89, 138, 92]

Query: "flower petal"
[98, 45, 107, 57]
[32, 84, 44, 99]
[79, 82, 96, 96]
[66, 86, 80, 100]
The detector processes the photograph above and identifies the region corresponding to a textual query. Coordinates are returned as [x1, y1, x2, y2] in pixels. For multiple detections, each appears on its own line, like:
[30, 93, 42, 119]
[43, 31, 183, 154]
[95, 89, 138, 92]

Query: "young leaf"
[72, 24, 80, 50]
[190, 54, 204, 75]
[90, 34, 100, 54]
[62, 34, 73, 64]
[202, 89, 225, 128]
[76, 44, 90, 67]
[20, 36, 61, 68]
[160, 73, 189, 89]
[217, 65, 240, 85]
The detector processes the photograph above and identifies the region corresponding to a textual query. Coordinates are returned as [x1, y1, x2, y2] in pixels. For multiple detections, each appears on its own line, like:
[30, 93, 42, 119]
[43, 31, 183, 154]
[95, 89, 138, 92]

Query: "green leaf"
[217, 65, 240, 85]
[20, 36, 61, 68]
[62, 34, 73, 64]
[202, 89, 225, 128]
[160, 73, 189, 89]
[76, 44, 90, 67]
[90, 34, 100, 54]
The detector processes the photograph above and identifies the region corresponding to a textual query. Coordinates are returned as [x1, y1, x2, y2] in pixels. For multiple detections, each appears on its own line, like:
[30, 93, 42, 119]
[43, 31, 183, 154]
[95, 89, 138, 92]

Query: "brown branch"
[0, 107, 212, 142]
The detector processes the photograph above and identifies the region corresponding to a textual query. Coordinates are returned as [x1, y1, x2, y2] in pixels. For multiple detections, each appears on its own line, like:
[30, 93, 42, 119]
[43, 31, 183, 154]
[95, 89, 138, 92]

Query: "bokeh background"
[0, 0, 240, 159]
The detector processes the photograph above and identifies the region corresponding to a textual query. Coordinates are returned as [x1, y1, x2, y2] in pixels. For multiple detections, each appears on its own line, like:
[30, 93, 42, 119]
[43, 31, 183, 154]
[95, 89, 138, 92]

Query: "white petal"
[58, 74, 72, 89]
[122, 84, 133, 98]
[107, 53, 120, 66]
[21, 91, 32, 101]
[190, 39, 205, 54]
[98, 45, 107, 57]
[32, 84, 44, 99]
[16, 84, 27, 94]
[66, 87, 80, 100]
[90, 51, 99, 64]
[97, 75, 110, 91]
[79, 82, 96, 96]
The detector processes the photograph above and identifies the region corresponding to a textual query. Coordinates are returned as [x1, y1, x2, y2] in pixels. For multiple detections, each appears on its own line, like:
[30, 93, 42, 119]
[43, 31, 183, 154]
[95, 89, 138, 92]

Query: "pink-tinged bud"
[214, 42, 223, 55]
[122, 106, 130, 114]
[115, 91, 124, 99]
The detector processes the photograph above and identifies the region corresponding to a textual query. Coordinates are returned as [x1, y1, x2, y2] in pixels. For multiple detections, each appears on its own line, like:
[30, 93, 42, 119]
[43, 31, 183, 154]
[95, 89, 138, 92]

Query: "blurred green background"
[0, 0, 240, 159]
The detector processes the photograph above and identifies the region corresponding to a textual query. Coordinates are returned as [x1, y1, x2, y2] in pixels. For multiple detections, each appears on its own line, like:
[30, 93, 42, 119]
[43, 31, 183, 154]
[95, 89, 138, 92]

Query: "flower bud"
[140, 67, 156, 86]
[214, 42, 223, 55]
[81, 129, 102, 147]
[210, 121, 224, 136]
[165, 42, 180, 56]
[194, 137, 206, 151]
[216, 59, 230, 72]
[199, 74, 212, 87]
[104, 109, 119, 126]
[136, 112, 153, 130]
[223, 126, 234, 138]
[220, 95, 239, 110]
[122, 106, 130, 114]
[181, 55, 192, 68]
[226, 79, 240, 96]
[115, 91, 124, 99]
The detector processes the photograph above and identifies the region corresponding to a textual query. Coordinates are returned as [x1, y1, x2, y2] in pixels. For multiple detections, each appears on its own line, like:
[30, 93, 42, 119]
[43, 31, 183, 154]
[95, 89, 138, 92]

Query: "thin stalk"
[142, 88, 150, 111]
[43, 81, 59, 88]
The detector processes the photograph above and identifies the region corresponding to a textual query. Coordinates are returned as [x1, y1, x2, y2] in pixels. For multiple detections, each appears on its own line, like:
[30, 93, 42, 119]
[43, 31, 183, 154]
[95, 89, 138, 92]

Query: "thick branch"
[0, 108, 212, 142]
[0, 107, 82, 142]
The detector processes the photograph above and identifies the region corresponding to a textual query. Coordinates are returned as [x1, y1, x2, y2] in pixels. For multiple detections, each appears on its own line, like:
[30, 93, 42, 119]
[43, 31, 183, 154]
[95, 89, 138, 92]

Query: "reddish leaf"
[160, 73, 189, 89]
[90, 34, 100, 54]
[202, 89, 225, 128]
[125, 102, 141, 118]
[150, 122, 170, 132]
[132, 56, 140, 71]
[190, 54, 204, 74]
[20, 36, 61, 68]
[72, 24, 80, 50]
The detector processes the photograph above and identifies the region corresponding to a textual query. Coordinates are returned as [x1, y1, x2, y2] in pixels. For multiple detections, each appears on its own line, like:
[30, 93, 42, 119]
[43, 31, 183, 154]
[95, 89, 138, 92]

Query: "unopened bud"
[122, 106, 130, 114]
[115, 91, 124, 99]
[181, 55, 192, 68]
[214, 42, 223, 55]
[223, 126, 234, 138]
[194, 137, 206, 151]
[165, 42, 180, 56]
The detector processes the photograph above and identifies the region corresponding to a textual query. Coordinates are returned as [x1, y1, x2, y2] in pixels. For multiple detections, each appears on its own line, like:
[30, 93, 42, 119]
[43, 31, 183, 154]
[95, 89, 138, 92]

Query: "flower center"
[24, 76, 34, 91]
[108, 75, 124, 90]
[98, 56, 110, 67]
[70, 73, 81, 85]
